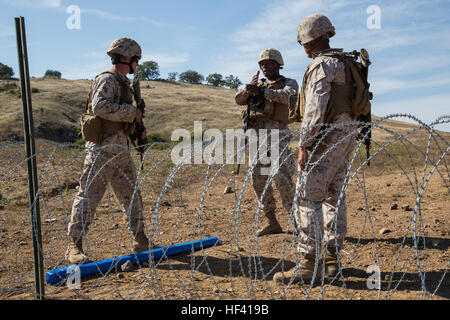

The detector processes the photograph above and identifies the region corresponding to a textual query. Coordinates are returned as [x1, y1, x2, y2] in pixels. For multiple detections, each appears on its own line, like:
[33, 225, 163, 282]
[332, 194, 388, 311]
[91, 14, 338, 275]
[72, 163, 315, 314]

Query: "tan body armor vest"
[298, 54, 355, 154]
[262, 76, 292, 124]
[247, 76, 292, 124]
[81, 68, 135, 144]
[299, 57, 354, 124]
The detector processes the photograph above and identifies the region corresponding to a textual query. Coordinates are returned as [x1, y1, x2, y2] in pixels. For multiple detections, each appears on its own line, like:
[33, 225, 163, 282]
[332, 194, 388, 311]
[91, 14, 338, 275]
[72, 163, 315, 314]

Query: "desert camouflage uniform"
[295, 54, 358, 254]
[67, 70, 145, 239]
[235, 77, 298, 218]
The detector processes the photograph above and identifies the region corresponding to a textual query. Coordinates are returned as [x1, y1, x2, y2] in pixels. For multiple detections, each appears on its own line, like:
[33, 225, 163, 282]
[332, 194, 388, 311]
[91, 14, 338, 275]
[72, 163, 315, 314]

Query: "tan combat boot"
[133, 230, 150, 253]
[256, 211, 282, 237]
[65, 237, 89, 264]
[273, 254, 322, 284]
[325, 247, 339, 277]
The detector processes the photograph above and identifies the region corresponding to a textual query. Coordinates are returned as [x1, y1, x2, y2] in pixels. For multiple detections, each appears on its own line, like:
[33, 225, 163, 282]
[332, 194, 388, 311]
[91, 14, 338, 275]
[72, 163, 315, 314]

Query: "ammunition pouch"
[80, 113, 102, 145]
[80, 113, 131, 144]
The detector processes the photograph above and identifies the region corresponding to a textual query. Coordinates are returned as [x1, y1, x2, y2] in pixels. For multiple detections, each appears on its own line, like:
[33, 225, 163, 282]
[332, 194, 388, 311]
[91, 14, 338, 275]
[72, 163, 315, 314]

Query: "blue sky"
[1, 0, 449, 131]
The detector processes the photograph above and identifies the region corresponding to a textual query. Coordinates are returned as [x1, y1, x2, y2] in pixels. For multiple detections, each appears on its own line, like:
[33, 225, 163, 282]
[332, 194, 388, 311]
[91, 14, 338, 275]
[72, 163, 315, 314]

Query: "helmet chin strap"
[115, 61, 134, 74]
[115, 56, 139, 74]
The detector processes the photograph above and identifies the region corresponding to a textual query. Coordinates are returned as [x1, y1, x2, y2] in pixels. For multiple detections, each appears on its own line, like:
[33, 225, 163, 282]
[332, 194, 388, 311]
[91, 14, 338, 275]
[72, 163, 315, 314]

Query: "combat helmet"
[297, 14, 335, 45]
[258, 48, 284, 66]
[107, 37, 142, 59]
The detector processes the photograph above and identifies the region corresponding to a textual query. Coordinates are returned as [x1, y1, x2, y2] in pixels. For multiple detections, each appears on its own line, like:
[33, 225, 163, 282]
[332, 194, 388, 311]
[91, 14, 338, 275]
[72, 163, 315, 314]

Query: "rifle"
[357, 48, 372, 166]
[132, 76, 147, 170]
[235, 93, 265, 175]
[236, 102, 251, 175]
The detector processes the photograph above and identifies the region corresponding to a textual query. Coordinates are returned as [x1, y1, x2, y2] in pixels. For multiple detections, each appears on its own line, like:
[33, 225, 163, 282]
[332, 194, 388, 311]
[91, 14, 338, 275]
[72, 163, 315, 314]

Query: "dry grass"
[0, 78, 448, 300]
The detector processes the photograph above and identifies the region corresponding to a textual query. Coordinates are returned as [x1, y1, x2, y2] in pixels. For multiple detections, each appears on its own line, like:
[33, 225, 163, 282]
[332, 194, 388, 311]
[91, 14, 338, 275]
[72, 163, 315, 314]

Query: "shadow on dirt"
[50, 237, 448, 299]
[333, 268, 449, 299]
[346, 236, 449, 250]
[155, 251, 449, 299]
[153, 253, 297, 281]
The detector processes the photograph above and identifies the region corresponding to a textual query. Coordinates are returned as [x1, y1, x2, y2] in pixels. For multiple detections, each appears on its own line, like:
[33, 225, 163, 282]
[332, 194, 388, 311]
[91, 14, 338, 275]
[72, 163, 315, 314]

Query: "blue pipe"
[47, 237, 222, 286]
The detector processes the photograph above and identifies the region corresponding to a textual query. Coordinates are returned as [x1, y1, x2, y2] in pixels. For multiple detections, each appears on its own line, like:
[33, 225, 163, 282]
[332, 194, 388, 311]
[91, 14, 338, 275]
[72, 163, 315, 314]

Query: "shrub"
[135, 61, 160, 80]
[44, 70, 62, 79]
[0, 63, 14, 79]
[206, 73, 225, 87]
[224, 75, 242, 89]
[167, 72, 178, 82]
[145, 133, 171, 150]
[179, 70, 204, 84]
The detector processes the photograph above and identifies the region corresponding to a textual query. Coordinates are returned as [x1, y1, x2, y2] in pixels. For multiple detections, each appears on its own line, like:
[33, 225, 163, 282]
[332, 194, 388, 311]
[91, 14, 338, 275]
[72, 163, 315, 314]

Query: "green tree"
[206, 73, 225, 87]
[135, 61, 160, 80]
[179, 70, 204, 84]
[167, 72, 178, 82]
[224, 75, 242, 89]
[0, 63, 14, 79]
[44, 70, 62, 79]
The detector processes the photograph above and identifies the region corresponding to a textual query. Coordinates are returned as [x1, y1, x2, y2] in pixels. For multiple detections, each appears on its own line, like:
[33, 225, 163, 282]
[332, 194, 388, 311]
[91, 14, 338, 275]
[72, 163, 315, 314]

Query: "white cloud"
[218, 0, 450, 86]
[60, 60, 108, 80]
[371, 72, 450, 94]
[221, 0, 357, 82]
[371, 54, 450, 78]
[81, 8, 170, 27]
[1, 1, 169, 27]
[142, 52, 190, 68]
[64, 50, 190, 79]
[0, 0, 61, 8]
[374, 94, 450, 132]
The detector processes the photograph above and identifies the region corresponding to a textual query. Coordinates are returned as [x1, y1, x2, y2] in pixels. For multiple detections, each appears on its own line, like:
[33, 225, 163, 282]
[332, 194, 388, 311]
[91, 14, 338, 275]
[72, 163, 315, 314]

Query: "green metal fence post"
[14, 16, 45, 300]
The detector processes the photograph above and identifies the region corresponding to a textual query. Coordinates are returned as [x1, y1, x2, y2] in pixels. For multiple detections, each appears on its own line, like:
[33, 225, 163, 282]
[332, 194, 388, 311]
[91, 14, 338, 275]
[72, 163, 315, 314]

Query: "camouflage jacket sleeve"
[91, 73, 137, 123]
[263, 78, 299, 106]
[235, 88, 250, 106]
[300, 56, 345, 148]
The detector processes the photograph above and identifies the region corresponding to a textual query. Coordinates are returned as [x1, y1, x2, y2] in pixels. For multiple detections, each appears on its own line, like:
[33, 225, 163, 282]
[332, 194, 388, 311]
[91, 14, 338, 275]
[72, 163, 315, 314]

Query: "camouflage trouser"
[295, 123, 357, 254]
[250, 120, 296, 215]
[68, 148, 145, 239]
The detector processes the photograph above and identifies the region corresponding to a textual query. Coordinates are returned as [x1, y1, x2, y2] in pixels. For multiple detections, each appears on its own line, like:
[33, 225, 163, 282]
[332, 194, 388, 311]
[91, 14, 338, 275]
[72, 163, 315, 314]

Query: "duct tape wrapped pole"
[15, 16, 45, 300]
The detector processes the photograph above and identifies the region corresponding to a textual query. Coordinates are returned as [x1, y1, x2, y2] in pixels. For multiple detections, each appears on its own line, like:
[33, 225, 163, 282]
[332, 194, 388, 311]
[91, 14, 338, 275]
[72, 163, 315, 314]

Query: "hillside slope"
[0, 78, 245, 143]
[2, 77, 448, 144]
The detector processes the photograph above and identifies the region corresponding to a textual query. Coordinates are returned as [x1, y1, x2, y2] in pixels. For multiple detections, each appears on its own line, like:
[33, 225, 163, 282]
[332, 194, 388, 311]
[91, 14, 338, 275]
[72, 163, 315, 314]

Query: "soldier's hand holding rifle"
[244, 70, 260, 95]
[135, 107, 146, 140]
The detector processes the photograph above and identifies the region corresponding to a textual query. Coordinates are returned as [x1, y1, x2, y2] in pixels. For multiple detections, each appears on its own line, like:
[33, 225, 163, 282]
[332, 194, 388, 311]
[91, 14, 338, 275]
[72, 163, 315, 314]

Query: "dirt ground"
[0, 128, 448, 300]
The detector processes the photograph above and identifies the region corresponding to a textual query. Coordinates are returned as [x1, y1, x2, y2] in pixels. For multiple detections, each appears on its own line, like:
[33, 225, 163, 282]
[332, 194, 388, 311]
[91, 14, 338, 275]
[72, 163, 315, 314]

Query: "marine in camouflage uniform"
[235, 49, 298, 237]
[274, 14, 358, 284]
[66, 38, 150, 264]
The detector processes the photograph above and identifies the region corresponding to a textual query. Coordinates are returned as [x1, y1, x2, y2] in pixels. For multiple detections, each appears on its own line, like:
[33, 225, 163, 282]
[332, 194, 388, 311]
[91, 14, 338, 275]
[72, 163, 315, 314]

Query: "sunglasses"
[298, 36, 324, 49]
[131, 56, 140, 64]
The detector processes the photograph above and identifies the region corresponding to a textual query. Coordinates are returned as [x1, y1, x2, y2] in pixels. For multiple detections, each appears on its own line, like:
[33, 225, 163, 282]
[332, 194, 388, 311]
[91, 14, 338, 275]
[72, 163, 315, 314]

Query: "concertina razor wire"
[0, 113, 448, 300]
